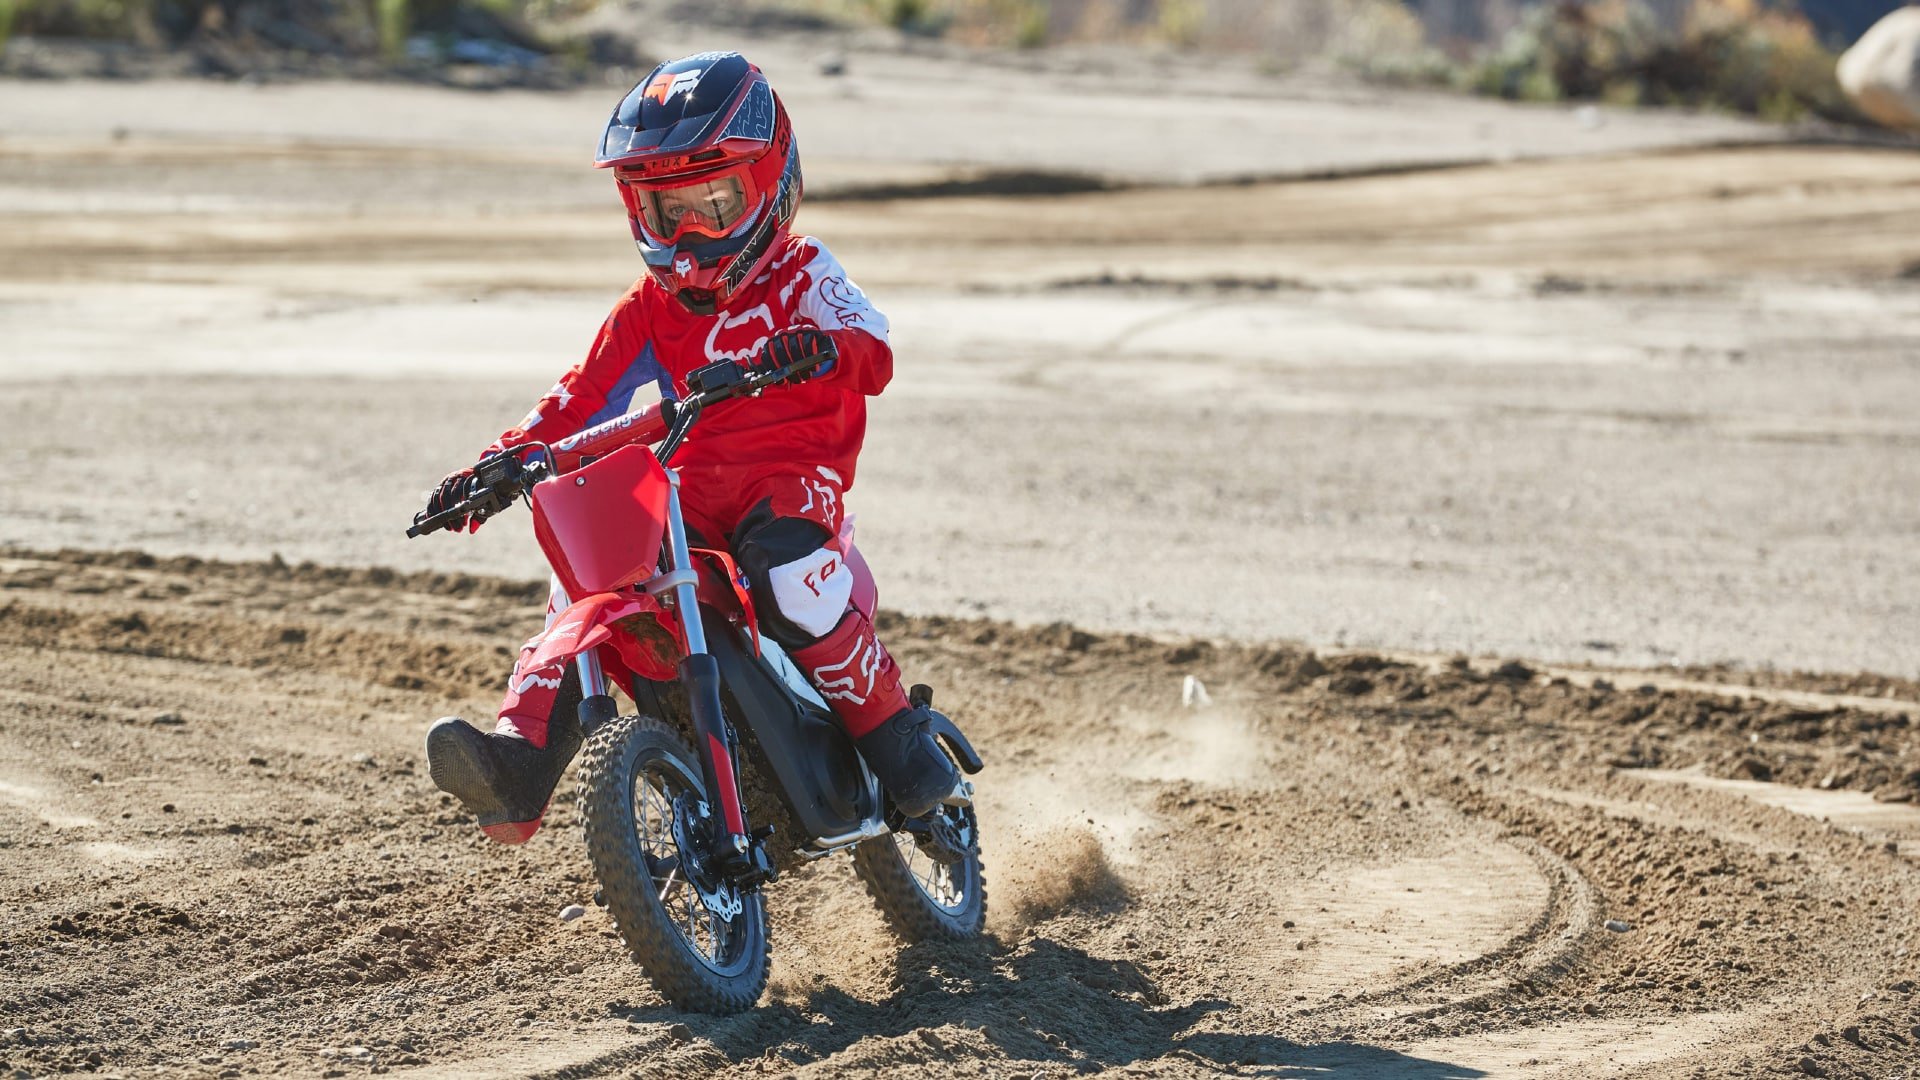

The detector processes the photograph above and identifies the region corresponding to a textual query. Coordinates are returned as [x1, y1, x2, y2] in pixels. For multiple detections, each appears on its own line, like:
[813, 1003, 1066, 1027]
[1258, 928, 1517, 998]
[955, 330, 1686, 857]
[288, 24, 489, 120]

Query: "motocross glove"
[423, 467, 477, 532]
[756, 327, 835, 383]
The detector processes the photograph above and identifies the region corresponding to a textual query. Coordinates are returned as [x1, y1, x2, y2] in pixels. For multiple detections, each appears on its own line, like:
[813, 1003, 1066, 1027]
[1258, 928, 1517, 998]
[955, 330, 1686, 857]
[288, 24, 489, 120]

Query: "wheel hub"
[904, 804, 975, 866]
[668, 793, 744, 922]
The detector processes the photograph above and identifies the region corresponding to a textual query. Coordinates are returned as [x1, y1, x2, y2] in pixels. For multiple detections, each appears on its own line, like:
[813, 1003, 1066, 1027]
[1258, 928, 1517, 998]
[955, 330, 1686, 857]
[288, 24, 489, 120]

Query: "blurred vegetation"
[783, 0, 1863, 123]
[1463, 0, 1860, 122]
[0, 0, 1872, 126]
[787, 0, 1433, 58]
[0, 0, 592, 54]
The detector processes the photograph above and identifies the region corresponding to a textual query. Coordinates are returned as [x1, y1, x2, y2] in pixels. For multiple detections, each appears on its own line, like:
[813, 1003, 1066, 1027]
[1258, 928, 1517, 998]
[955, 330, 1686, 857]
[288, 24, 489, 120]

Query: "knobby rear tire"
[579, 713, 770, 1014]
[852, 824, 987, 943]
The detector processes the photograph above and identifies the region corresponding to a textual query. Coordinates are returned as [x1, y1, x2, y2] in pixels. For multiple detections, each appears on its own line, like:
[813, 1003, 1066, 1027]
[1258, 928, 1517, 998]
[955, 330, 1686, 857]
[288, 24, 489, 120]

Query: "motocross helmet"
[596, 51, 802, 315]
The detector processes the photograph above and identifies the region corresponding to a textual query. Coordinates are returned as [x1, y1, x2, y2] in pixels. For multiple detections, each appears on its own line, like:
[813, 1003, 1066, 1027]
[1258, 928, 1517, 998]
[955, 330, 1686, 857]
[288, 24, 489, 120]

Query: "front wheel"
[580, 714, 769, 1013]
[853, 802, 986, 942]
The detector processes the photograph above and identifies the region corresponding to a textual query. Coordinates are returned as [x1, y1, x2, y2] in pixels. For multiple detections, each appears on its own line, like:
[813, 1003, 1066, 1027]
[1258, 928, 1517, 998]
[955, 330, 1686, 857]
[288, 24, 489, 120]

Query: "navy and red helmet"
[596, 52, 802, 315]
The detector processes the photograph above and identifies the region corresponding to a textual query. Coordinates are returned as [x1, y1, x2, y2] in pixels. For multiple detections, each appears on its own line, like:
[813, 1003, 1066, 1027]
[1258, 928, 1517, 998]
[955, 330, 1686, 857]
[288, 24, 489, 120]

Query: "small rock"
[1180, 675, 1212, 708]
[1840, 1024, 1863, 1045]
[220, 1039, 255, 1051]
[162, 803, 177, 814]
[1592, 677, 1615, 691]
[1293, 654, 1328, 681]
[199, 1055, 223, 1065]
[247, 756, 269, 767]
[1731, 758, 1772, 782]
[563, 961, 585, 974]
[1604, 919, 1632, 933]
[342, 1047, 373, 1060]
[1490, 660, 1535, 682]
[559, 904, 588, 922]
[1798, 1056, 1825, 1077]
[152, 711, 185, 725]
[668, 1023, 694, 1042]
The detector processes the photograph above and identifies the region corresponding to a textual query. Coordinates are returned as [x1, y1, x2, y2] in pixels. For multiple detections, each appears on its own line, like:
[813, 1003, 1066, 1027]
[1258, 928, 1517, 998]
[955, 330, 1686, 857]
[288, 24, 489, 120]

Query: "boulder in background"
[1836, 4, 1920, 127]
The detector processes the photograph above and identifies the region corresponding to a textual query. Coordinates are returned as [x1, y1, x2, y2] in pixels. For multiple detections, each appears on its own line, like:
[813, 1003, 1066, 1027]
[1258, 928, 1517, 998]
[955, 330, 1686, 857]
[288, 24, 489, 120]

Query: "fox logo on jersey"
[703, 303, 776, 364]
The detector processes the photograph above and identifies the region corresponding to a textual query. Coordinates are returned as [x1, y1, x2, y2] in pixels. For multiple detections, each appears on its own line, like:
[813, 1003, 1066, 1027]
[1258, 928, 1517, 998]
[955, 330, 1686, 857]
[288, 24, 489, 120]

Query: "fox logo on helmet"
[643, 68, 703, 105]
[674, 255, 695, 279]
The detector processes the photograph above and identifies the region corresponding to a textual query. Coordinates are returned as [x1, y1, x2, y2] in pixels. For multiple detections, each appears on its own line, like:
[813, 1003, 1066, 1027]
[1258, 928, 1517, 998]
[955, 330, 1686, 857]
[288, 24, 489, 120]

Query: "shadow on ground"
[602, 936, 1485, 1078]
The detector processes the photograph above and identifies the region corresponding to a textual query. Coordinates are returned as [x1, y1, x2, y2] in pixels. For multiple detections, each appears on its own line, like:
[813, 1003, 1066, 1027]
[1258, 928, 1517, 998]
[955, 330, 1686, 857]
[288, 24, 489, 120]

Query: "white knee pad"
[766, 546, 854, 639]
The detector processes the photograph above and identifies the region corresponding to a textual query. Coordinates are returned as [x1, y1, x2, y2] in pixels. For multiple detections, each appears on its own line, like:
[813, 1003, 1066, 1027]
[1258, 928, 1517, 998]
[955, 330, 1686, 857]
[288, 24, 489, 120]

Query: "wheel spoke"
[891, 817, 970, 913]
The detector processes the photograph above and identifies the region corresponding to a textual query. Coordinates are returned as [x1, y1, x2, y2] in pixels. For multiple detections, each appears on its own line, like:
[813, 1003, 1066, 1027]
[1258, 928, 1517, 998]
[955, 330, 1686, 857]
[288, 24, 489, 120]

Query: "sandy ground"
[2, 550, 1917, 1080]
[4, 58, 1920, 1079]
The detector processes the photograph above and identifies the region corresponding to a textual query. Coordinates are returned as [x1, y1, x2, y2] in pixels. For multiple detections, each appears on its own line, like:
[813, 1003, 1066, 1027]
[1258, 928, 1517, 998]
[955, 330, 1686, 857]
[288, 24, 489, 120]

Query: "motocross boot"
[854, 706, 965, 820]
[790, 610, 963, 819]
[425, 716, 581, 845]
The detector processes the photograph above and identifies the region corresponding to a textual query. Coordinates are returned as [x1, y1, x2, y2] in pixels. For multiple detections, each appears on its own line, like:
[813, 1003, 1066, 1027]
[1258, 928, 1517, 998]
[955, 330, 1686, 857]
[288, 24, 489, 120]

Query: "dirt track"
[3, 549, 1918, 1078]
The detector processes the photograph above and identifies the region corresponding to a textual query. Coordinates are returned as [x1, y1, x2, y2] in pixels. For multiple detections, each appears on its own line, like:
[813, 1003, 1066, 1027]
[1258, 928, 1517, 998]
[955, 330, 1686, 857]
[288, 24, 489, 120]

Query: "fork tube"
[550, 575, 607, 698]
[663, 472, 707, 656]
[663, 471, 747, 839]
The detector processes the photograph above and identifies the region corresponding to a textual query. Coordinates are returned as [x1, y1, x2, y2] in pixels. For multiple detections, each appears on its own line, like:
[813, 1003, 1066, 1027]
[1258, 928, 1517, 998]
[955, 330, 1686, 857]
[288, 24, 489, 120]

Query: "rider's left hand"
[756, 327, 835, 382]
[423, 467, 479, 533]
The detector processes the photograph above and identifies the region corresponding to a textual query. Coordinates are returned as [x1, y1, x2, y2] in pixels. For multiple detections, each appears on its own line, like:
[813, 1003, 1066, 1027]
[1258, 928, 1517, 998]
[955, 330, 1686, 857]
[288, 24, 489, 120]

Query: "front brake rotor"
[668, 793, 744, 922]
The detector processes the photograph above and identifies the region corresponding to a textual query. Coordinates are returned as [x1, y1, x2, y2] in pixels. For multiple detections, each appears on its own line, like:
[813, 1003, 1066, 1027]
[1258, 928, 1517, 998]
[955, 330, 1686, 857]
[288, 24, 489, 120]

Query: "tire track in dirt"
[1, 549, 1917, 1078]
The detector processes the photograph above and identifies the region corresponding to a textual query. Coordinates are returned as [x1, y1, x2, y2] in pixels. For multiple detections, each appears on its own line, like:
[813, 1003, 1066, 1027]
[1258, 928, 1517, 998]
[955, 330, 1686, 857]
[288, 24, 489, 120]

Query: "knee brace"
[764, 545, 854, 640]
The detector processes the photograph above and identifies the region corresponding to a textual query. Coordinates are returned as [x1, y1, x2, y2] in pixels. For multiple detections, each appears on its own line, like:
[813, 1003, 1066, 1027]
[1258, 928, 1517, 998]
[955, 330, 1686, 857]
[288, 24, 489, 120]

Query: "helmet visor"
[618, 168, 754, 245]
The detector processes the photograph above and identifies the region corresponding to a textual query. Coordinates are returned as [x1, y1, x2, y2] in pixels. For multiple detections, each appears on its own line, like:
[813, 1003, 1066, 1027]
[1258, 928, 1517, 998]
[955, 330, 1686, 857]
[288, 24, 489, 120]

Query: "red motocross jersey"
[493, 234, 891, 489]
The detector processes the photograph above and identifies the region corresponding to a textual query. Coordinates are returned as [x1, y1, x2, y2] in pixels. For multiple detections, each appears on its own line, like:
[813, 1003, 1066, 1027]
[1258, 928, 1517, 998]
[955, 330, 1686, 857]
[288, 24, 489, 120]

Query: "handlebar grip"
[789, 340, 838, 377]
[407, 503, 471, 538]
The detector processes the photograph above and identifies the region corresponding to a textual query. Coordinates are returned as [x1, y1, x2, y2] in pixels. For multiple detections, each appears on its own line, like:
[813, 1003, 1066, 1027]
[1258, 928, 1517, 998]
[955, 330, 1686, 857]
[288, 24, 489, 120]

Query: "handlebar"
[405, 342, 838, 539]
[405, 450, 547, 538]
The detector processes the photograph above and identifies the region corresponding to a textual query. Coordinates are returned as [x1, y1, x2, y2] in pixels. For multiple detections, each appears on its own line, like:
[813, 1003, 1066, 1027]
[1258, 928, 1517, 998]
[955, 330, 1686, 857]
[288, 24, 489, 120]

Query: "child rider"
[419, 52, 963, 844]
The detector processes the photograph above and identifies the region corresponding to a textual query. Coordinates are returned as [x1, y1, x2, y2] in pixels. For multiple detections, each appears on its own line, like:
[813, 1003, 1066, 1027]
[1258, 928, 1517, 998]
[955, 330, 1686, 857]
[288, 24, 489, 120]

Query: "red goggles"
[616, 165, 758, 245]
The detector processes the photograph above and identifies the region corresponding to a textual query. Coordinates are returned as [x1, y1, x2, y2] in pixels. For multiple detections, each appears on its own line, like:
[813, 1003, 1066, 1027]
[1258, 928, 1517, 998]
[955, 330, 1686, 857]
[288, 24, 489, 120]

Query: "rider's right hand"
[754, 326, 835, 383]
[423, 467, 478, 532]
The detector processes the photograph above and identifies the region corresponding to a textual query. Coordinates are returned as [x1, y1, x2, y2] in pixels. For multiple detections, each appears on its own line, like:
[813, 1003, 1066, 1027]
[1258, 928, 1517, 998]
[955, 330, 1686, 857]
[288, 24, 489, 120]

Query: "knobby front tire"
[579, 713, 770, 1014]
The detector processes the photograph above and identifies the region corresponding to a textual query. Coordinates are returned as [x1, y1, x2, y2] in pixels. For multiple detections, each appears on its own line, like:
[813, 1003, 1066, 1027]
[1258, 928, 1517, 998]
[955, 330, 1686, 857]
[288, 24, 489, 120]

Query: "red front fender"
[525, 589, 680, 683]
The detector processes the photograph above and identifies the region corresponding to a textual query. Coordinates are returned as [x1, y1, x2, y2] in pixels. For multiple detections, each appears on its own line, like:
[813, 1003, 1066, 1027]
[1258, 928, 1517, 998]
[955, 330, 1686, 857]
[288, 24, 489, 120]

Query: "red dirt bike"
[406, 347, 985, 1013]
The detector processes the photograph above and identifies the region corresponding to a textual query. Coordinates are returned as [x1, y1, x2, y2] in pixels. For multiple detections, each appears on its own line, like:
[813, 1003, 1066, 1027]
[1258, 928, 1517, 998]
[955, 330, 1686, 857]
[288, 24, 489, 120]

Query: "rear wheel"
[853, 801, 986, 942]
[580, 713, 769, 1013]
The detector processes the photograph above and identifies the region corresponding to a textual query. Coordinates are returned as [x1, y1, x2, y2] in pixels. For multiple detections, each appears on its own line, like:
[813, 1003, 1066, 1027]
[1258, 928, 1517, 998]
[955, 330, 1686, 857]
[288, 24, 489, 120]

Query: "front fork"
[558, 470, 773, 889]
